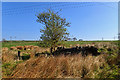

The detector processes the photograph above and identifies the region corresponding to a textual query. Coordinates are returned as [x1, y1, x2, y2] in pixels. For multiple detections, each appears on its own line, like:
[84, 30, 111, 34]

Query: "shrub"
[22, 53, 30, 60]
[94, 64, 120, 79]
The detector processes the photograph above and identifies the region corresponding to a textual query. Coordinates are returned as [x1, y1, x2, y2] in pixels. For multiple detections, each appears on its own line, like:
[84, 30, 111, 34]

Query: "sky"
[2, 2, 118, 41]
[1, 0, 119, 2]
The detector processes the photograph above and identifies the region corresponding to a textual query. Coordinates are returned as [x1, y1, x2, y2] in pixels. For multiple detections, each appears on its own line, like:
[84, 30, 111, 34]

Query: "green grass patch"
[2, 60, 24, 77]
[2, 40, 118, 48]
[2, 41, 39, 48]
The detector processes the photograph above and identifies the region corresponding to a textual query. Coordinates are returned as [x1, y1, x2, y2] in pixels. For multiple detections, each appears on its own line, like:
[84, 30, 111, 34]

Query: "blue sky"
[2, 2, 118, 41]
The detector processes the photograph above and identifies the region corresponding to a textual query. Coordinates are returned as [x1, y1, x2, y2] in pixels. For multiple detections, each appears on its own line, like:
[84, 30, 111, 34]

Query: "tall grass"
[2, 41, 119, 78]
[11, 54, 107, 78]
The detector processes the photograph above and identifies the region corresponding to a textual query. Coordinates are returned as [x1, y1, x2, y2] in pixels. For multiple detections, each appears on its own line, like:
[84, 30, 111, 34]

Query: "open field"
[2, 41, 39, 48]
[2, 40, 118, 48]
[2, 41, 120, 78]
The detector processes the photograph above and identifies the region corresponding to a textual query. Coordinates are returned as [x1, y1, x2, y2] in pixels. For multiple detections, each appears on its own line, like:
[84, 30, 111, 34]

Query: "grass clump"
[2, 61, 24, 78]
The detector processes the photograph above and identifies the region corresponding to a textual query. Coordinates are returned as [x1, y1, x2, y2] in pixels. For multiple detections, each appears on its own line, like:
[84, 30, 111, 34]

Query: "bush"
[94, 64, 120, 79]
[94, 48, 120, 79]
[22, 53, 30, 60]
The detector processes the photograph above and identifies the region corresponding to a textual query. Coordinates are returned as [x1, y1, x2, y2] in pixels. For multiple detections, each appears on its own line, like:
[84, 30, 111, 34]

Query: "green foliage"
[15, 60, 24, 64]
[95, 64, 120, 79]
[2, 62, 11, 69]
[37, 41, 51, 47]
[22, 53, 30, 56]
[22, 53, 30, 60]
[94, 48, 120, 79]
[2, 66, 13, 76]
[36, 9, 70, 52]
[97, 48, 104, 53]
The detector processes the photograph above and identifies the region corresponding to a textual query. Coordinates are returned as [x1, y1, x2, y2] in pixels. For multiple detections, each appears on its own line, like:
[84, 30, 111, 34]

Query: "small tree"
[79, 39, 83, 41]
[73, 37, 77, 41]
[36, 9, 70, 53]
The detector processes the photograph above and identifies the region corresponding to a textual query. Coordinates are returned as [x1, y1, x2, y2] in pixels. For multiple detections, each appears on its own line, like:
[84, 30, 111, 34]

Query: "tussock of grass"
[11, 54, 106, 78]
[2, 51, 18, 63]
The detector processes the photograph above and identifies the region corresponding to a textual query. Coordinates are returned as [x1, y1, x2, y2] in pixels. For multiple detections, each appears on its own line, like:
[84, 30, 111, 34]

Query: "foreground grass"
[11, 54, 106, 78]
[11, 53, 119, 78]
[2, 61, 24, 78]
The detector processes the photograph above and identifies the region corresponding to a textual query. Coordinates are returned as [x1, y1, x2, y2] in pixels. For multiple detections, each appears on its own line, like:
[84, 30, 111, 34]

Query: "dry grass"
[2, 50, 18, 63]
[2, 42, 119, 78]
[11, 53, 106, 78]
[2, 46, 50, 62]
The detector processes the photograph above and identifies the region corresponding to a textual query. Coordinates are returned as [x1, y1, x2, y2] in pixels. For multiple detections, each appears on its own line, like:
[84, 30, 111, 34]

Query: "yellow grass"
[11, 54, 106, 78]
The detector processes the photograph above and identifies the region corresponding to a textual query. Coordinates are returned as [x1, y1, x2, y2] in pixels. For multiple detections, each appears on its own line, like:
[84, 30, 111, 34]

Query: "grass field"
[2, 41, 39, 48]
[2, 40, 120, 78]
[2, 40, 118, 48]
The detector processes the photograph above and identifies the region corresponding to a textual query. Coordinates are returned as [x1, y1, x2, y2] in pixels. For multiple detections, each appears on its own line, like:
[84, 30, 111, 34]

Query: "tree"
[73, 37, 77, 41]
[36, 9, 70, 53]
[79, 39, 83, 41]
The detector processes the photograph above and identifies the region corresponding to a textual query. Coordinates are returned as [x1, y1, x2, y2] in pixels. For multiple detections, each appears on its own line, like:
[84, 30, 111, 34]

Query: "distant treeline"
[2, 40, 118, 42]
